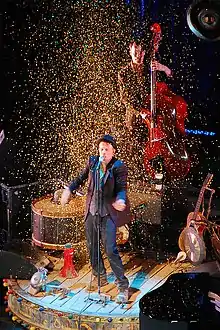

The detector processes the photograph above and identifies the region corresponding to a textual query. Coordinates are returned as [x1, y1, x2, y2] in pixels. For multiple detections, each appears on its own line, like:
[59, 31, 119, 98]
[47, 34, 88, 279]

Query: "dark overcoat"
[69, 156, 132, 227]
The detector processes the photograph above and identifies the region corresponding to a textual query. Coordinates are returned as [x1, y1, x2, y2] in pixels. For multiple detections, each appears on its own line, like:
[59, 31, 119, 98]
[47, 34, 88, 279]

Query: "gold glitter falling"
[5, 1, 141, 185]
[4, 0, 219, 190]
[3, 1, 219, 244]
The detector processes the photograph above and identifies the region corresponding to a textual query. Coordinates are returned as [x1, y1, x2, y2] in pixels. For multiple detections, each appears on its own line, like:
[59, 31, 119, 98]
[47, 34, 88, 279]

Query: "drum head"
[32, 195, 86, 218]
[178, 227, 206, 265]
[211, 228, 220, 262]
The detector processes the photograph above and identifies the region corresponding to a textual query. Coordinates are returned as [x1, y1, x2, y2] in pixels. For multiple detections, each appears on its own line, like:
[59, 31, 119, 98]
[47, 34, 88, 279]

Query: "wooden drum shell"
[32, 195, 86, 250]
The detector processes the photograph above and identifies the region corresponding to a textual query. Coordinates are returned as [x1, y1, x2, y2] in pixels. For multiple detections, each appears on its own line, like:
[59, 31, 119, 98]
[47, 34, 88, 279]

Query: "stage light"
[187, 0, 220, 41]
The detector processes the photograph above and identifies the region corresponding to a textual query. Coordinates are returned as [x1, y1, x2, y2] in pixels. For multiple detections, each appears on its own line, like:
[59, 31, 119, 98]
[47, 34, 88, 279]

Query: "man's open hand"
[60, 188, 71, 206]
[152, 60, 172, 77]
[112, 199, 126, 211]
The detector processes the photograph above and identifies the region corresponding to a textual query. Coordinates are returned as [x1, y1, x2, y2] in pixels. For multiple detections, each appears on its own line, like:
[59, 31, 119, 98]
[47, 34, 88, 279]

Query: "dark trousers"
[85, 213, 129, 290]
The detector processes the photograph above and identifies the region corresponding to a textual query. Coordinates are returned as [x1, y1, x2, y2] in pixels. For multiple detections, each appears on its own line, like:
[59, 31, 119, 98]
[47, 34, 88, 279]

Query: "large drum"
[127, 190, 162, 254]
[116, 191, 162, 246]
[32, 195, 86, 250]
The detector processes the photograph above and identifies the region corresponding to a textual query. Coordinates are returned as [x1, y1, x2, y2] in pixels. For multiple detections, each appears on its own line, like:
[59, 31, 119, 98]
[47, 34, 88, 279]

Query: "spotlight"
[187, 0, 220, 41]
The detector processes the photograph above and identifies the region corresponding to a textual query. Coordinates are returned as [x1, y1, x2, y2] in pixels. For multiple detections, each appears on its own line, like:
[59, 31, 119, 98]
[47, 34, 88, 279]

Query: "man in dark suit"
[61, 134, 131, 303]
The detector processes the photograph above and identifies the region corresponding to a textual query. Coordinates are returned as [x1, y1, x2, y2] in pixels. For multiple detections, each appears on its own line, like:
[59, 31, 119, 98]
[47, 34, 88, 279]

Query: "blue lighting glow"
[140, 0, 145, 19]
[186, 129, 216, 136]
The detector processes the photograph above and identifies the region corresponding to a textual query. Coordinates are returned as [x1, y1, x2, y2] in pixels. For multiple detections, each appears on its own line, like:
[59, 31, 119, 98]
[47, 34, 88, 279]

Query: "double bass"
[141, 23, 190, 179]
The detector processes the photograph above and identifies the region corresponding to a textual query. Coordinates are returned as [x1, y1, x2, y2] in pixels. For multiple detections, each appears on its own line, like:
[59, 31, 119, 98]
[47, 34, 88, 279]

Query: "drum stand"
[85, 158, 111, 306]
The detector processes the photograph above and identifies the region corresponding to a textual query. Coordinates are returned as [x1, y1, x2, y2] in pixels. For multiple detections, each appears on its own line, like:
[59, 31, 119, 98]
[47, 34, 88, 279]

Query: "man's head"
[97, 135, 116, 164]
[129, 41, 145, 65]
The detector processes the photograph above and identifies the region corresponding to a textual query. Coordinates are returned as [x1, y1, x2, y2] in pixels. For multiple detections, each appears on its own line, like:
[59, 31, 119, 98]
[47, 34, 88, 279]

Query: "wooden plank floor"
[15, 253, 194, 318]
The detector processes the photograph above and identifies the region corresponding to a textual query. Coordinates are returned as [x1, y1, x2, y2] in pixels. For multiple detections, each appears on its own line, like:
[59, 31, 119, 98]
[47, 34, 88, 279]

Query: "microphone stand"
[85, 157, 111, 306]
[95, 162, 102, 296]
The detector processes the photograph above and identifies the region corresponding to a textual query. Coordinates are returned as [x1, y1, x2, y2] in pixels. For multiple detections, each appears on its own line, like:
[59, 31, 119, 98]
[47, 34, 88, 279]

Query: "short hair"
[97, 134, 117, 150]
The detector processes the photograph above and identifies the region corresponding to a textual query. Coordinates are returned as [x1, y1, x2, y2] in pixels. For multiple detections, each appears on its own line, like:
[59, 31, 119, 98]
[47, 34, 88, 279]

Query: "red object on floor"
[59, 243, 78, 278]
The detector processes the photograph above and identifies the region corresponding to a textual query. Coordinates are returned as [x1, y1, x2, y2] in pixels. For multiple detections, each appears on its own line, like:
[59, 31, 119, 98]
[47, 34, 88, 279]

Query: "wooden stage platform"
[7, 253, 195, 330]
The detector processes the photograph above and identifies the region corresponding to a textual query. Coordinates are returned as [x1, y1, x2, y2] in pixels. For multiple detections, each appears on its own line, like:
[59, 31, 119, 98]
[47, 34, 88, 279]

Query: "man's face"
[129, 42, 145, 65]
[98, 141, 115, 164]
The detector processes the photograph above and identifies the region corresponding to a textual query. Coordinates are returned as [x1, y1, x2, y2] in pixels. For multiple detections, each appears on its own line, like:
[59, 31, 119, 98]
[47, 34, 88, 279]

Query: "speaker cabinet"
[139, 272, 213, 330]
[0, 250, 37, 279]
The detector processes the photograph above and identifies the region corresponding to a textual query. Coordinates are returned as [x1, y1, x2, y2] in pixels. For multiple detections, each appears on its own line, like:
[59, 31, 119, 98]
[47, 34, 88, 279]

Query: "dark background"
[1, 0, 220, 238]
[1, 0, 220, 185]
[0, 2, 220, 327]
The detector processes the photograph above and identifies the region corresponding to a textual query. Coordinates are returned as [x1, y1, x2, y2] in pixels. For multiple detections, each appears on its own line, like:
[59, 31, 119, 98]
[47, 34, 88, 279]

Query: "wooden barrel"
[31, 190, 159, 250]
[32, 195, 86, 250]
